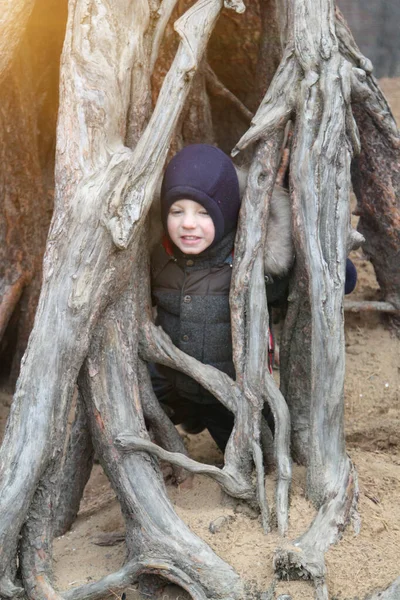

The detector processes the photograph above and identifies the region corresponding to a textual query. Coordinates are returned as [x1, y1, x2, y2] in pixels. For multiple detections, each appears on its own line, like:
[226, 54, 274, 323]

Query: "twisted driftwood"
[233, 0, 366, 595]
[0, 1, 249, 598]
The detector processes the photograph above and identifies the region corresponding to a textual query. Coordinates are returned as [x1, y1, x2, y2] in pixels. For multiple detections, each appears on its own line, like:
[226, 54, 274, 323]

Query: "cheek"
[204, 221, 215, 241]
[167, 216, 177, 237]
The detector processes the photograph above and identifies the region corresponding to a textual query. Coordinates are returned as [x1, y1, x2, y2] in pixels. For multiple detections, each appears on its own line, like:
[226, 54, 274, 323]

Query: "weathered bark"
[335, 9, 400, 312]
[18, 257, 244, 600]
[235, 0, 360, 594]
[230, 136, 292, 535]
[76, 278, 244, 600]
[0, 0, 251, 597]
[53, 394, 94, 537]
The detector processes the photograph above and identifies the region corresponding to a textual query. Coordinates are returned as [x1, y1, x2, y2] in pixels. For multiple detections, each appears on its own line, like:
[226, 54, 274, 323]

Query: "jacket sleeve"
[265, 258, 357, 306]
[345, 258, 357, 295]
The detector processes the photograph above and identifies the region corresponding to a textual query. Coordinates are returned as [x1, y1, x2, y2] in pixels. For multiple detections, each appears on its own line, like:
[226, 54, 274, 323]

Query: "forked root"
[274, 462, 358, 597]
[62, 560, 210, 600]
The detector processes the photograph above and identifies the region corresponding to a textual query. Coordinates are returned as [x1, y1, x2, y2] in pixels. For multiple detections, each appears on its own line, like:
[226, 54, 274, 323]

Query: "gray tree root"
[234, 0, 360, 594]
[364, 577, 400, 600]
[344, 300, 400, 314]
[139, 318, 261, 506]
[54, 394, 94, 537]
[2, 0, 396, 598]
[76, 285, 244, 600]
[0, 0, 234, 591]
[230, 136, 292, 536]
[15, 247, 245, 600]
[138, 359, 189, 484]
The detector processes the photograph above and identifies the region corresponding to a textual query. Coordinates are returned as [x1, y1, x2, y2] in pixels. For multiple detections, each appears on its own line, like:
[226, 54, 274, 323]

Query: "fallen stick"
[344, 300, 400, 313]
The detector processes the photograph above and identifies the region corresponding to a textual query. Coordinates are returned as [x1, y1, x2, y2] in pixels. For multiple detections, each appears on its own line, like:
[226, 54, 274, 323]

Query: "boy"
[150, 144, 357, 451]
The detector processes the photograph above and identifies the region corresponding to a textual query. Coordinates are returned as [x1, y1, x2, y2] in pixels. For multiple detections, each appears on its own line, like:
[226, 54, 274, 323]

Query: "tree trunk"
[0, 50, 48, 379]
[0, 0, 66, 382]
[335, 8, 400, 312]
[351, 102, 400, 310]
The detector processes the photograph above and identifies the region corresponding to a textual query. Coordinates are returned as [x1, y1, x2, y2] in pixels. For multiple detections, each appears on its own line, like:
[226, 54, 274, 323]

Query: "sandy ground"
[0, 80, 399, 600]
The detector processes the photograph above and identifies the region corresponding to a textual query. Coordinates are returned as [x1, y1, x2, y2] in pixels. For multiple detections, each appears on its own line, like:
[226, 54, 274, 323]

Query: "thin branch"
[139, 319, 272, 519]
[115, 435, 253, 499]
[139, 320, 260, 505]
[0, 275, 26, 340]
[344, 300, 400, 314]
[335, 7, 373, 74]
[150, 0, 179, 71]
[230, 135, 292, 536]
[138, 359, 189, 483]
[204, 63, 254, 122]
[231, 46, 298, 155]
[140, 321, 240, 415]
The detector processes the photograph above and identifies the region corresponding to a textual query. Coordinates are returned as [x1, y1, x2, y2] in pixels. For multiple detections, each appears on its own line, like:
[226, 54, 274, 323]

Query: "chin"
[179, 245, 203, 255]
[176, 239, 208, 254]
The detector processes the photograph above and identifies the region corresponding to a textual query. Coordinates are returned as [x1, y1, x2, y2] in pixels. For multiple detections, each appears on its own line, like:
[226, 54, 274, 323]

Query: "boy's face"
[167, 199, 215, 254]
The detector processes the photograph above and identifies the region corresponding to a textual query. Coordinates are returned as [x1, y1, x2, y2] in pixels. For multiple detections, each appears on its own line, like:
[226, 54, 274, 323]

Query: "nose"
[182, 212, 196, 228]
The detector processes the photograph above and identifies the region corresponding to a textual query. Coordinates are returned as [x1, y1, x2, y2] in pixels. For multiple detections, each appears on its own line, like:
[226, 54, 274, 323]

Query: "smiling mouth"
[181, 236, 201, 241]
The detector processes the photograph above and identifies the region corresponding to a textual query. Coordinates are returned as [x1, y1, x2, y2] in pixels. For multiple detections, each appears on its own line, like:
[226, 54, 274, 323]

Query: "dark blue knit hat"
[161, 144, 241, 246]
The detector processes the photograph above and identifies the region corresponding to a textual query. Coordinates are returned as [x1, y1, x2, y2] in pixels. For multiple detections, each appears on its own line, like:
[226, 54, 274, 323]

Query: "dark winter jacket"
[151, 231, 288, 404]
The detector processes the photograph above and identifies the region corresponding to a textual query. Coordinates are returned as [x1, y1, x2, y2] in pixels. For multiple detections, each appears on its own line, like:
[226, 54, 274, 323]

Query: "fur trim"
[264, 185, 293, 276]
[235, 166, 294, 276]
